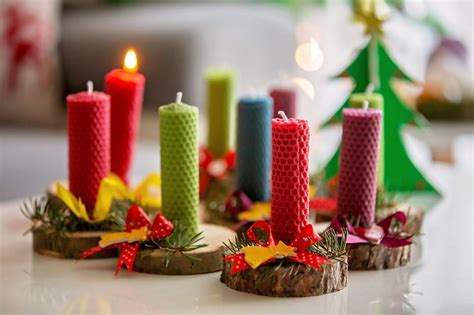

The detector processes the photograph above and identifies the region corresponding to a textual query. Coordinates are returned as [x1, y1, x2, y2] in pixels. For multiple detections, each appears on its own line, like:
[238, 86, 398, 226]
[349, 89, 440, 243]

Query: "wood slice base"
[347, 243, 411, 270]
[33, 228, 117, 259]
[221, 257, 348, 297]
[133, 224, 236, 275]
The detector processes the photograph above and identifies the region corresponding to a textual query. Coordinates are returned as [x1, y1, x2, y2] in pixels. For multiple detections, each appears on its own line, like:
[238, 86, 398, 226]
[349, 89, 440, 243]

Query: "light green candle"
[206, 69, 235, 157]
[159, 92, 199, 237]
[350, 92, 384, 187]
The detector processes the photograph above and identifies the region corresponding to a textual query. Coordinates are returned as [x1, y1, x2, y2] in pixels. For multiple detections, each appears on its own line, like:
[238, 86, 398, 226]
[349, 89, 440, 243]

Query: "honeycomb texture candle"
[271, 118, 309, 243]
[159, 100, 199, 237]
[236, 96, 273, 201]
[337, 108, 382, 227]
[105, 69, 145, 184]
[67, 91, 110, 211]
[269, 87, 296, 119]
[350, 93, 384, 187]
[206, 69, 235, 157]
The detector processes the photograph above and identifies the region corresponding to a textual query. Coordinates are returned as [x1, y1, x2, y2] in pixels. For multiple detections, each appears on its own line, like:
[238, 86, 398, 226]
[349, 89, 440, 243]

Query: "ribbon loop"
[246, 221, 275, 247]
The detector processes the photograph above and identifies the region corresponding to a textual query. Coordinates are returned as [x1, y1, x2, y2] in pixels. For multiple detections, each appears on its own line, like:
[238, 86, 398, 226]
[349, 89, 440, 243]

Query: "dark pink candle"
[270, 88, 296, 119]
[336, 108, 382, 227]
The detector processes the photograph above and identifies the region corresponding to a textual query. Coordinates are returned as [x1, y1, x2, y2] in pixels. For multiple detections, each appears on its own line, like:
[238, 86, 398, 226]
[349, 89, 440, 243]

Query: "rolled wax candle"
[236, 96, 273, 201]
[271, 115, 310, 243]
[269, 87, 296, 119]
[105, 49, 145, 184]
[67, 82, 110, 211]
[159, 93, 199, 237]
[350, 92, 384, 187]
[206, 69, 235, 157]
[337, 108, 382, 227]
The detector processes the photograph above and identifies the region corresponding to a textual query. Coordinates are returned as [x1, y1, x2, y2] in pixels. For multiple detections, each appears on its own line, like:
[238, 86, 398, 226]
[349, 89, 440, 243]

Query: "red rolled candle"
[67, 88, 110, 211]
[270, 87, 296, 119]
[337, 108, 382, 227]
[105, 50, 145, 184]
[271, 117, 310, 243]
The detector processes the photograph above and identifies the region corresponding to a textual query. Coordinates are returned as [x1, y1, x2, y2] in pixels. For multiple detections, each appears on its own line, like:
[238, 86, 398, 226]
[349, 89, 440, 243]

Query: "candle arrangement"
[20, 1, 428, 292]
[329, 104, 413, 270]
[221, 112, 348, 297]
[23, 82, 131, 259]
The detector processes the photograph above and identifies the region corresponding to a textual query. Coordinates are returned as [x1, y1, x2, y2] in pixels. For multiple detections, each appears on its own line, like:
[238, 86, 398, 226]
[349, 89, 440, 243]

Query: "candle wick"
[278, 111, 289, 121]
[365, 83, 375, 95]
[176, 91, 183, 104]
[363, 100, 370, 110]
[87, 81, 93, 95]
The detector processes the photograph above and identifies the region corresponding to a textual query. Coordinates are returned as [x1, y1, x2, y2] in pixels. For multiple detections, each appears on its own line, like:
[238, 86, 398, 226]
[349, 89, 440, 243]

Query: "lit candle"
[206, 69, 235, 157]
[67, 81, 110, 211]
[337, 107, 382, 227]
[105, 48, 145, 184]
[236, 96, 272, 201]
[271, 111, 310, 243]
[349, 92, 384, 187]
[159, 92, 199, 237]
[269, 87, 296, 119]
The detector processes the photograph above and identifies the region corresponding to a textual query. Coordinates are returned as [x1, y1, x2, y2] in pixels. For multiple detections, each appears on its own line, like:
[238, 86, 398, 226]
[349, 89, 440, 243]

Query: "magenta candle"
[269, 88, 296, 119]
[271, 115, 310, 243]
[336, 108, 382, 227]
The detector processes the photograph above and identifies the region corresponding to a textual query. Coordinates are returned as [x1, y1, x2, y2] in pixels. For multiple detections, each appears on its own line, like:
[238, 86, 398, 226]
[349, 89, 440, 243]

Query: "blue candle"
[236, 96, 273, 201]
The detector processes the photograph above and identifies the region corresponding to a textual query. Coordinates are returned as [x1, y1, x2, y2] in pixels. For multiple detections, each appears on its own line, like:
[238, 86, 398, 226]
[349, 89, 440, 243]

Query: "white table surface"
[1, 161, 473, 315]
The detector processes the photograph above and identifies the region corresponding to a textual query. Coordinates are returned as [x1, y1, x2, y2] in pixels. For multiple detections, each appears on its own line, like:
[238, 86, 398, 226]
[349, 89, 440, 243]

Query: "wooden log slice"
[221, 257, 348, 297]
[32, 228, 117, 259]
[133, 224, 236, 275]
[347, 243, 411, 270]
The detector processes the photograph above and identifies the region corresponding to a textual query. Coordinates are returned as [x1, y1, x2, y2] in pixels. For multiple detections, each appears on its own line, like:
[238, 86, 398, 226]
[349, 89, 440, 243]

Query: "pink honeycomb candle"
[336, 107, 382, 227]
[270, 112, 310, 243]
[67, 81, 111, 212]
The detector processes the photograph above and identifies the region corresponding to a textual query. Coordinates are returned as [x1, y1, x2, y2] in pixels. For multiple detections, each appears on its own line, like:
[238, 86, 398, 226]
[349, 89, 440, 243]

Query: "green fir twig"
[21, 196, 129, 233]
[144, 221, 208, 267]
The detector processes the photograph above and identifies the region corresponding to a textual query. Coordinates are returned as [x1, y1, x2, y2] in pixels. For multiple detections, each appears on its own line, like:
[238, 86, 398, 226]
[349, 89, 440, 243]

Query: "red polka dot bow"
[81, 205, 173, 275]
[199, 148, 236, 195]
[224, 221, 330, 274]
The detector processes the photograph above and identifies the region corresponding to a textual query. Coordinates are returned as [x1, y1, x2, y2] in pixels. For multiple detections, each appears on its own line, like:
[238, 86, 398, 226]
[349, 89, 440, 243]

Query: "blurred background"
[0, 0, 473, 200]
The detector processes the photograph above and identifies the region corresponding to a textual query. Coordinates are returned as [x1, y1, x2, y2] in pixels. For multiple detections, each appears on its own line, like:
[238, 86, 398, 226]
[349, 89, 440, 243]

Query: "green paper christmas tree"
[323, 1, 438, 194]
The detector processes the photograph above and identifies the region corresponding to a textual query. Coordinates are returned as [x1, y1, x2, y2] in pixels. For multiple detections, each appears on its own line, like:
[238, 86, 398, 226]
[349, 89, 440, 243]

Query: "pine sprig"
[21, 196, 129, 233]
[144, 221, 208, 267]
[309, 228, 347, 263]
[222, 233, 256, 255]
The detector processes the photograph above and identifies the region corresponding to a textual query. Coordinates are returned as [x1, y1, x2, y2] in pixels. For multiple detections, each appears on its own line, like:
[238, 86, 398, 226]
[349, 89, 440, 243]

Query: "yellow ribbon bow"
[56, 173, 161, 223]
[240, 241, 297, 269]
[237, 202, 271, 222]
[98, 227, 148, 248]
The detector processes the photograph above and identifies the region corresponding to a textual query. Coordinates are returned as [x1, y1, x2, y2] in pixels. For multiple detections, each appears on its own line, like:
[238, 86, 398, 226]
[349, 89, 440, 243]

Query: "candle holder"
[220, 221, 348, 297]
[329, 211, 413, 270]
[79, 205, 236, 275]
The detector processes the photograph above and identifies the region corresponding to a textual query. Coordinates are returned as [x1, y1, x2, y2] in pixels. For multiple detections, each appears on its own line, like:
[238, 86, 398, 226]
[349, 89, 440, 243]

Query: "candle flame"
[295, 37, 323, 72]
[291, 77, 315, 100]
[123, 49, 138, 73]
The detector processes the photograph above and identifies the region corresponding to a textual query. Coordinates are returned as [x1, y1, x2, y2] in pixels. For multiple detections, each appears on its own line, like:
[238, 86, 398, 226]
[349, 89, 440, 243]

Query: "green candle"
[350, 92, 384, 187]
[159, 92, 199, 237]
[206, 69, 235, 157]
